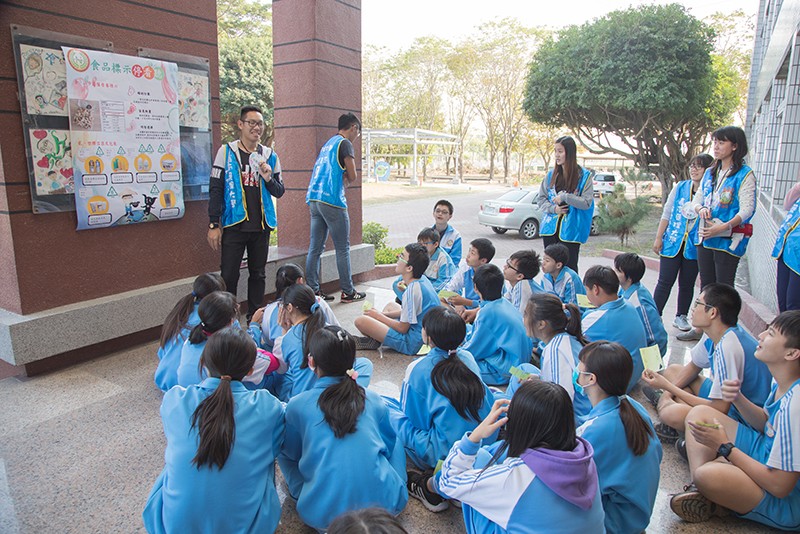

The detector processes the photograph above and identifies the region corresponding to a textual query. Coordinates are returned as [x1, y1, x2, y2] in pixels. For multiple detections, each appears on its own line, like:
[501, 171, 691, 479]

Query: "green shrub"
[597, 184, 650, 246]
[375, 246, 404, 265]
[363, 221, 389, 250]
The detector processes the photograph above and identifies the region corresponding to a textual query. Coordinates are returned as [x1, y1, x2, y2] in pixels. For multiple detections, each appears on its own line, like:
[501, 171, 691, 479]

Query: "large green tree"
[523, 4, 737, 199]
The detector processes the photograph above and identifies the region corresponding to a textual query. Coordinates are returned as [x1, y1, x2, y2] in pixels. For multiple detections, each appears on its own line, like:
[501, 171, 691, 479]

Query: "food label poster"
[20, 44, 68, 116]
[30, 129, 74, 196]
[62, 47, 184, 230]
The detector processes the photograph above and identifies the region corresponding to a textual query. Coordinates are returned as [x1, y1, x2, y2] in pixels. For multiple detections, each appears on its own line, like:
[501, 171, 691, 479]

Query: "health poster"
[62, 47, 184, 230]
[178, 70, 210, 130]
[20, 44, 68, 116]
[29, 129, 74, 195]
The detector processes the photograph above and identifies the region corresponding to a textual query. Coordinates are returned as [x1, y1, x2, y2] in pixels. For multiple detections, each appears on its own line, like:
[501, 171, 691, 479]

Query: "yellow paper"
[640, 345, 663, 372]
[577, 294, 595, 308]
[362, 300, 373, 312]
[438, 290, 459, 299]
[417, 344, 431, 356]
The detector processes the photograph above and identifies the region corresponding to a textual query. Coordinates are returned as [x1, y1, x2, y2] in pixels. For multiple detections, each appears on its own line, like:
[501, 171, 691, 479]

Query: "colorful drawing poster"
[29, 129, 74, 195]
[63, 47, 184, 230]
[20, 44, 68, 116]
[178, 71, 210, 130]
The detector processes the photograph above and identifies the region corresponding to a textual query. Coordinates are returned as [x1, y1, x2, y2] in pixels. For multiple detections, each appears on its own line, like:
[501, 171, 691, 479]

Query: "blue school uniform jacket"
[772, 198, 800, 275]
[540, 332, 592, 419]
[437, 224, 463, 267]
[143, 378, 285, 534]
[504, 278, 545, 315]
[462, 298, 533, 386]
[176, 338, 207, 387]
[155, 305, 199, 391]
[582, 298, 647, 392]
[437, 434, 605, 534]
[578, 396, 662, 534]
[620, 283, 669, 356]
[278, 377, 408, 531]
[385, 347, 495, 469]
[542, 266, 585, 306]
[445, 262, 481, 309]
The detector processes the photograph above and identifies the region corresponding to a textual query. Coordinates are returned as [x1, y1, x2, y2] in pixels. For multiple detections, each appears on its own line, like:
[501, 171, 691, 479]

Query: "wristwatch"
[208, 222, 220, 230]
[717, 442, 735, 461]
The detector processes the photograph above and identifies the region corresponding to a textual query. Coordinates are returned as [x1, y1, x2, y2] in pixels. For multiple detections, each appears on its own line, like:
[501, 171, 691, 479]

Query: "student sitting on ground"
[328, 508, 408, 534]
[541, 243, 585, 306]
[502, 249, 544, 315]
[614, 252, 669, 356]
[392, 228, 455, 299]
[641, 283, 771, 445]
[385, 307, 495, 474]
[442, 238, 495, 316]
[461, 264, 533, 386]
[581, 265, 647, 393]
[576, 341, 663, 534]
[670, 310, 800, 531]
[279, 326, 408, 531]
[432, 199, 462, 266]
[354, 243, 440, 355]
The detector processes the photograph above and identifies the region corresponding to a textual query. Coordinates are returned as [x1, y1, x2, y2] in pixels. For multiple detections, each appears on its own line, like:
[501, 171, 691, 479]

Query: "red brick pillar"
[272, 0, 362, 250]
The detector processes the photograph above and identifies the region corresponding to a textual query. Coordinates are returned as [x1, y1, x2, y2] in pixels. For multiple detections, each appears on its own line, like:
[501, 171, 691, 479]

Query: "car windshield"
[496, 190, 529, 202]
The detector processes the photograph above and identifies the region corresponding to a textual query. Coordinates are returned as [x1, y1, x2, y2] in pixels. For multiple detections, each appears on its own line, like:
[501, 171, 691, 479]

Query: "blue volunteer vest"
[540, 168, 594, 243]
[772, 199, 800, 276]
[221, 144, 278, 229]
[306, 135, 347, 208]
[661, 179, 700, 260]
[699, 165, 756, 257]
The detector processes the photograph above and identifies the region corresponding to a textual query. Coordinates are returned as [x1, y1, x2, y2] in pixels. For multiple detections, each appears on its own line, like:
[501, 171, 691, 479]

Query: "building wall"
[0, 0, 221, 314]
[745, 0, 800, 312]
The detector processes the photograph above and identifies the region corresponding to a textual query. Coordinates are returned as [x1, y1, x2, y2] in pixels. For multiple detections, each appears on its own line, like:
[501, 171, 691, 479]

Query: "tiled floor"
[0, 257, 781, 533]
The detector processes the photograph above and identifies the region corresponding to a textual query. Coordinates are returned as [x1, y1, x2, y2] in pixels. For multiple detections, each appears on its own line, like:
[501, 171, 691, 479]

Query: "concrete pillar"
[272, 0, 363, 250]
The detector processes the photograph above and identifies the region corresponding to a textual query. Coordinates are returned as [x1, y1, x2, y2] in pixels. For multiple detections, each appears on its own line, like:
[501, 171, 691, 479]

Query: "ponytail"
[579, 341, 654, 456]
[191, 327, 256, 469]
[563, 303, 587, 345]
[311, 326, 365, 438]
[282, 284, 326, 368]
[526, 294, 587, 345]
[189, 291, 238, 345]
[275, 263, 304, 299]
[160, 273, 225, 348]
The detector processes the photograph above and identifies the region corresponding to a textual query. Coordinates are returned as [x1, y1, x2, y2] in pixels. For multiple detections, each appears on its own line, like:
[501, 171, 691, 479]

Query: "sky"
[362, 0, 758, 51]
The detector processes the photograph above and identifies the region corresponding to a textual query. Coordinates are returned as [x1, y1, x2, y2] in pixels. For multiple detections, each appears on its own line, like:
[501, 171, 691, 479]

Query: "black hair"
[240, 105, 263, 119]
[509, 250, 541, 280]
[614, 253, 646, 284]
[690, 153, 714, 170]
[160, 273, 225, 348]
[487, 381, 576, 469]
[470, 238, 496, 262]
[473, 263, 504, 301]
[424, 307, 486, 422]
[525, 293, 587, 345]
[434, 199, 453, 215]
[701, 283, 741, 327]
[553, 136, 582, 194]
[711, 126, 748, 176]
[405, 242, 430, 279]
[282, 284, 326, 368]
[772, 310, 800, 351]
[191, 327, 257, 469]
[188, 291, 239, 345]
[328, 508, 408, 534]
[275, 263, 304, 300]
[338, 112, 361, 131]
[311, 326, 365, 438]
[583, 265, 619, 296]
[579, 341, 654, 456]
[544, 243, 569, 267]
[417, 227, 440, 244]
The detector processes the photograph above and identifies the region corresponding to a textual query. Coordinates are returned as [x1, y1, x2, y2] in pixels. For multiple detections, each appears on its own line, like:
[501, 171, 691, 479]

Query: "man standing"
[305, 113, 365, 303]
[207, 106, 284, 320]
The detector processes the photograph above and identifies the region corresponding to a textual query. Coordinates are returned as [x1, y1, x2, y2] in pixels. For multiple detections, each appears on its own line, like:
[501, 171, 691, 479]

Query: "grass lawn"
[583, 201, 663, 259]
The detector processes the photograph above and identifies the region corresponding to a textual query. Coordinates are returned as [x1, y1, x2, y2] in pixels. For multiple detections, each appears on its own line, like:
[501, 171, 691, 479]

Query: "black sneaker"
[341, 291, 366, 303]
[407, 471, 449, 512]
[675, 439, 688, 462]
[315, 291, 334, 302]
[655, 422, 680, 443]
[355, 335, 381, 351]
[641, 384, 663, 409]
[670, 484, 728, 523]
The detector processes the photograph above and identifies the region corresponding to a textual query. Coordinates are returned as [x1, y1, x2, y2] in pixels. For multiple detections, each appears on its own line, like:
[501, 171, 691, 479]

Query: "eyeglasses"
[419, 241, 435, 246]
[693, 299, 714, 310]
[242, 120, 265, 129]
[689, 164, 704, 170]
[434, 209, 451, 215]
[397, 254, 409, 264]
[505, 262, 520, 273]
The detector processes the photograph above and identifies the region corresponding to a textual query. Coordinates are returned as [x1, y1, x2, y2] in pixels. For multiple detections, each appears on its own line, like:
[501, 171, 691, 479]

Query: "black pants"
[696, 244, 739, 290]
[653, 243, 699, 317]
[542, 235, 581, 273]
[220, 227, 270, 319]
[777, 257, 800, 312]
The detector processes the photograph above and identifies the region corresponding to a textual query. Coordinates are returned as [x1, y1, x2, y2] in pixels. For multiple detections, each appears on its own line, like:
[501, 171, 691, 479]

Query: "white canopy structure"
[362, 128, 461, 185]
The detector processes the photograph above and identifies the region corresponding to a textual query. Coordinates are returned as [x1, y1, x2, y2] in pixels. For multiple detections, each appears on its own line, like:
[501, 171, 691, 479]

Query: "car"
[592, 172, 618, 197]
[479, 188, 602, 239]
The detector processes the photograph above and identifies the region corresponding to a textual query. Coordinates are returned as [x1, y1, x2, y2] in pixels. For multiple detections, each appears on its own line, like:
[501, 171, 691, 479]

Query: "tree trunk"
[488, 149, 496, 182]
[502, 146, 510, 182]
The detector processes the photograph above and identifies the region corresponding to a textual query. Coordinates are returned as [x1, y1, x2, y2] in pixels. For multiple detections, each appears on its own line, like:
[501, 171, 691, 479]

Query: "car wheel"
[491, 227, 508, 234]
[590, 216, 600, 236]
[519, 219, 539, 240]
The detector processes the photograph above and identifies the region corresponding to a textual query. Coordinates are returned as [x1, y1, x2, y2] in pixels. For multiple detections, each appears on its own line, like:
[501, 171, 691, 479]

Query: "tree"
[705, 10, 755, 126]
[217, 0, 273, 142]
[597, 184, 651, 246]
[523, 4, 738, 202]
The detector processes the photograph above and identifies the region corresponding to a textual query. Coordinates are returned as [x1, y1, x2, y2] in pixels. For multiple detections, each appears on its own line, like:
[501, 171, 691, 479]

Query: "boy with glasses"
[392, 227, 455, 300]
[207, 105, 284, 320]
[432, 200, 462, 266]
[503, 249, 544, 315]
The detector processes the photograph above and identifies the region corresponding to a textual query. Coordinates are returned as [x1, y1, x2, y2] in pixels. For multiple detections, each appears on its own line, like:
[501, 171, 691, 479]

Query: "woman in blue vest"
[772, 179, 800, 311]
[652, 153, 713, 333]
[537, 136, 594, 273]
[692, 126, 757, 288]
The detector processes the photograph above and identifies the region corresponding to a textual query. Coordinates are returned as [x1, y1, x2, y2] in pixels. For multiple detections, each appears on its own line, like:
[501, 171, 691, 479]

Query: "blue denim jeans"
[305, 201, 354, 294]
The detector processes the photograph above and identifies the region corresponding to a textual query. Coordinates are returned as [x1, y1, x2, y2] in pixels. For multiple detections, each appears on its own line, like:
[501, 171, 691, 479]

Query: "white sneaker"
[672, 315, 691, 332]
